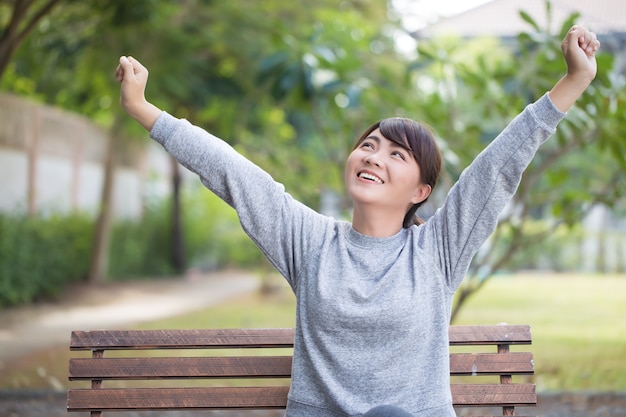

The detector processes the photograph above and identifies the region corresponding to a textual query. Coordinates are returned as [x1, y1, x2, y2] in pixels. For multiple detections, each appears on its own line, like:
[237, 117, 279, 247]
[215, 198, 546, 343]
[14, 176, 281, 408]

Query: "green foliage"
[0, 191, 263, 305]
[228, 1, 400, 210]
[403, 3, 626, 318]
[107, 201, 174, 280]
[487, 220, 586, 272]
[107, 188, 264, 280]
[182, 184, 265, 270]
[0, 212, 93, 308]
[2, 0, 625, 310]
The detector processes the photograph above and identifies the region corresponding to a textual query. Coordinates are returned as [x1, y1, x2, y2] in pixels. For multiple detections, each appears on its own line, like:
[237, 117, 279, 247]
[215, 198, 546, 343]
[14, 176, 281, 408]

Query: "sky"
[391, 0, 493, 31]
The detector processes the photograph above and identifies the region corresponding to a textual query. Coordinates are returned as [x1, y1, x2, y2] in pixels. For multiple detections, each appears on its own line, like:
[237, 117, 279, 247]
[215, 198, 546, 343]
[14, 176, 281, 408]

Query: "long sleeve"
[149, 114, 330, 288]
[426, 93, 566, 290]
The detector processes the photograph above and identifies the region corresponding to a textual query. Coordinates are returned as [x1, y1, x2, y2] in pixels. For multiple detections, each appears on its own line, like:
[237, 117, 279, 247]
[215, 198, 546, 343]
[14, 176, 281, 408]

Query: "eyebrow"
[365, 134, 407, 150]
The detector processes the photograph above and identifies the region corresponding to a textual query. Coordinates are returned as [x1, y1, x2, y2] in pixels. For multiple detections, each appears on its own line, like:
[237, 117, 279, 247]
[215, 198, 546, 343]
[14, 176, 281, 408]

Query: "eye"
[360, 141, 374, 149]
[392, 150, 407, 160]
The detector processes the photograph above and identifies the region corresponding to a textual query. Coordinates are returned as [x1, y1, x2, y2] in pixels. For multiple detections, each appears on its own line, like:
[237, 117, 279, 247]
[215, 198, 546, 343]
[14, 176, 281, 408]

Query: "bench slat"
[70, 325, 531, 350]
[69, 356, 293, 379]
[67, 386, 290, 410]
[451, 383, 536, 406]
[450, 352, 534, 375]
[67, 384, 535, 411]
[69, 352, 533, 380]
[448, 325, 531, 345]
[70, 329, 295, 350]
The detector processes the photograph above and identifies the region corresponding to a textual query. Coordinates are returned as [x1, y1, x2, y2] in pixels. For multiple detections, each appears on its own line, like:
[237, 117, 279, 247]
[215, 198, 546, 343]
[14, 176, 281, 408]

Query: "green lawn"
[2, 273, 625, 391]
[137, 272, 626, 392]
[454, 273, 626, 391]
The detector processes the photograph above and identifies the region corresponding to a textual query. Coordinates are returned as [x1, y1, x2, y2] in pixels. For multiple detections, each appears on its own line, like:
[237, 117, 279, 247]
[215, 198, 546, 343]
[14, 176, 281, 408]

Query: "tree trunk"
[450, 285, 474, 323]
[87, 118, 121, 283]
[170, 156, 185, 273]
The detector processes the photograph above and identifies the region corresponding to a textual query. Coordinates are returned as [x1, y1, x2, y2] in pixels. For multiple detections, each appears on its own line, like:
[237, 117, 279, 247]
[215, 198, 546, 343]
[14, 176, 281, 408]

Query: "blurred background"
[0, 0, 625, 415]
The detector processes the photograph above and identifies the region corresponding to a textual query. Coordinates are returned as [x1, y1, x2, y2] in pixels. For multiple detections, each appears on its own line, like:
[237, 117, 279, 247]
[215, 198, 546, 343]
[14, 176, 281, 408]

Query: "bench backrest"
[67, 325, 536, 417]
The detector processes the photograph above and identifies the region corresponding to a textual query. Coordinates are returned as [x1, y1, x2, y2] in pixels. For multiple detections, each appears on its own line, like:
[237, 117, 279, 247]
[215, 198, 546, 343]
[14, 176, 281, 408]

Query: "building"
[414, 0, 625, 39]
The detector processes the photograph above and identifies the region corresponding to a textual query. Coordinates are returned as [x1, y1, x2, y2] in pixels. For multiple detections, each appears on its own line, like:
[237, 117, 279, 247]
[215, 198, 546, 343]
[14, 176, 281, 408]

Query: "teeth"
[358, 172, 383, 184]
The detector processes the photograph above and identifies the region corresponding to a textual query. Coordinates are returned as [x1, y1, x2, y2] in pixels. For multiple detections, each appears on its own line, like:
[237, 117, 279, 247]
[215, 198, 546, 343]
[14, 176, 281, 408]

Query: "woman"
[116, 26, 599, 417]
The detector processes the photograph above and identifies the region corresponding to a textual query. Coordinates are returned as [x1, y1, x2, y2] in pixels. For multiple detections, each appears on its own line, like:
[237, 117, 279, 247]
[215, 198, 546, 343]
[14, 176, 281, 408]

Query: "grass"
[454, 272, 626, 391]
[1, 273, 625, 392]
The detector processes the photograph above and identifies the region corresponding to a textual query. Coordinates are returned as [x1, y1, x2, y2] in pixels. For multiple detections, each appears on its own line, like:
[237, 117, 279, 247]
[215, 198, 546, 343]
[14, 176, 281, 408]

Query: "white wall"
[0, 93, 172, 219]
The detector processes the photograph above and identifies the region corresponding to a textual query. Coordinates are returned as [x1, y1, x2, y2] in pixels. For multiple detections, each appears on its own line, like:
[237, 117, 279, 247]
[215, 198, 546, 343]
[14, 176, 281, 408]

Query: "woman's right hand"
[115, 56, 161, 131]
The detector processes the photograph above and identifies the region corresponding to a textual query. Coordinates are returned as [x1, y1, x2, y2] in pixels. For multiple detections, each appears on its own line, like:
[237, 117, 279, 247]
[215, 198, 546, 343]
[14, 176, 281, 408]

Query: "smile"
[358, 171, 384, 184]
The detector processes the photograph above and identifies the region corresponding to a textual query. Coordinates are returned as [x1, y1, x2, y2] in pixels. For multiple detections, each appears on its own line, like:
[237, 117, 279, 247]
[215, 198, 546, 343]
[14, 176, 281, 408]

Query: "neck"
[351, 206, 404, 238]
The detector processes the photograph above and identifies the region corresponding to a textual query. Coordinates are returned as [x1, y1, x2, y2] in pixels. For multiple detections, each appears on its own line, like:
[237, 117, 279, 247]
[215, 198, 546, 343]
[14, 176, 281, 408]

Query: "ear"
[410, 184, 432, 205]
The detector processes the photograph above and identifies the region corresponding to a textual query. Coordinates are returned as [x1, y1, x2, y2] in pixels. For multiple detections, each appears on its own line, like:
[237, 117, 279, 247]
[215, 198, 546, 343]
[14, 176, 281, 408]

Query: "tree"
[250, 1, 407, 211]
[3, 0, 399, 280]
[0, 0, 61, 79]
[407, 6, 626, 320]
[7, 0, 622, 293]
[2, 0, 168, 282]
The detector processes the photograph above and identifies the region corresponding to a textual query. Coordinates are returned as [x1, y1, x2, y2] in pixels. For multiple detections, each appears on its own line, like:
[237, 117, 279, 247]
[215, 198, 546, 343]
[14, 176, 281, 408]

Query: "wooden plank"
[449, 325, 532, 345]
[449, 353, 534, 375]
[67, 387, 290, 411]
[69, 356, 293, 380]
[70, 329, 296, 350]
[70, 325, 531, 351]
[70, 352, 532, 380]
[67, 384, 536, 411]
[451, 384, 536, 406]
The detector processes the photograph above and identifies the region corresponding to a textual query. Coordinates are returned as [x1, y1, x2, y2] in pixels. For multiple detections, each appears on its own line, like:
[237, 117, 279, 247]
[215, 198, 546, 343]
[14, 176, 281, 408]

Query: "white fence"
[0, 93, 171, 219]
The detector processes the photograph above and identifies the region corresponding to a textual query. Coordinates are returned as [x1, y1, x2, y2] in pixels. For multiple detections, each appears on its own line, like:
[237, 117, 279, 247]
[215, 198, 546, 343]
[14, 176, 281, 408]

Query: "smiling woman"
[345, 117, 441, 233]
[114, 24, 600, 417]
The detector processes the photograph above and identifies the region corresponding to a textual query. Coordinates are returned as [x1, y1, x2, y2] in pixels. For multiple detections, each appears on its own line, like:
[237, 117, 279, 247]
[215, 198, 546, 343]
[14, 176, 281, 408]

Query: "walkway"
[0, 270, 259, 362]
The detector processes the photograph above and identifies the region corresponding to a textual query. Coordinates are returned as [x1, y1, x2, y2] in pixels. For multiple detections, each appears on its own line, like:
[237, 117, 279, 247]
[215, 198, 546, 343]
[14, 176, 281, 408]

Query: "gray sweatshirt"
[149, 93, 565, 417]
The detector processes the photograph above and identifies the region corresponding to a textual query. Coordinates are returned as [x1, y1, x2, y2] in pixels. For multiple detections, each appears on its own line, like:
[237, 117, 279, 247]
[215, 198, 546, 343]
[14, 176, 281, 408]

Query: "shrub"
[182, 186, 264, 270]
[108, 199, 174, 280]
[107, 186, 264, 280]
[0, 213, 93, 307]
[0, 188, 265, 308]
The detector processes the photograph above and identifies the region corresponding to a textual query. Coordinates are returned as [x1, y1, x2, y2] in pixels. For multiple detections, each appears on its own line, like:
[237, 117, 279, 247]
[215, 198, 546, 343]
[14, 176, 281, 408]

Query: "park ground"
[0, 270, 625, 416]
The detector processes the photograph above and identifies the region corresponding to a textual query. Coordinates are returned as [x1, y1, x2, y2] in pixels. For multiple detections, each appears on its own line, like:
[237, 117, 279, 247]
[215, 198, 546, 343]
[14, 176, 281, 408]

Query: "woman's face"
[345, 128, 431, 213]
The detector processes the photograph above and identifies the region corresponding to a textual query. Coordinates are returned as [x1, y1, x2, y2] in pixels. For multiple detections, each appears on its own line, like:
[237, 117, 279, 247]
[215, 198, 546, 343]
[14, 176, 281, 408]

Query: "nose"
[364, 153, 382, 167]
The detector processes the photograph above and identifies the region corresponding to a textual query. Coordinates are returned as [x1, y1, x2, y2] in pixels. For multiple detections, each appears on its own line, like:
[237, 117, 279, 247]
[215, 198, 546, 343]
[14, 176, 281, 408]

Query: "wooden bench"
[67, 325, 537, 416]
